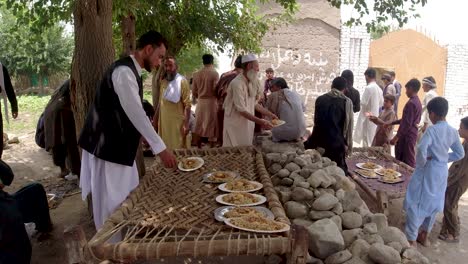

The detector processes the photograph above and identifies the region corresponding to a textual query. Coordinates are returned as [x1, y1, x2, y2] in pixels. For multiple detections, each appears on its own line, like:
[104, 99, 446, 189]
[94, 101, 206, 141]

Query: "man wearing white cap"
[222, 54, 275, 147]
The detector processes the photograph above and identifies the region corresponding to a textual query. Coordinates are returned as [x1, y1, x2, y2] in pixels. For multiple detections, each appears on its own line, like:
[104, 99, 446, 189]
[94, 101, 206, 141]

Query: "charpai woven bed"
[84, 146, 307, 263]
[346, 147, 414, 215]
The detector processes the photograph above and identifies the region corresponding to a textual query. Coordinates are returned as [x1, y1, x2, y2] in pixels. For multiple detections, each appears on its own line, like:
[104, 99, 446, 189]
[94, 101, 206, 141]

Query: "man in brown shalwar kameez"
[439, 116, 468, 243]
[192, 54, 219, 147]
[369, 94, 397, 153]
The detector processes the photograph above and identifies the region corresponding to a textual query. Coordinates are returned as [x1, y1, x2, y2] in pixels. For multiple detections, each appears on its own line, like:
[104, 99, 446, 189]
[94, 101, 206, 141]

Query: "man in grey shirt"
[266, 78, 306, 142]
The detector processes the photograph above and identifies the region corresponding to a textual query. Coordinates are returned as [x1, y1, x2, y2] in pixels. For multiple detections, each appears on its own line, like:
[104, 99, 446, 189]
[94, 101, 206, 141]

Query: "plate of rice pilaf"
[224, 215, 290, 233]
[218, 179, 263, 192]
[216, 193, 266, 207]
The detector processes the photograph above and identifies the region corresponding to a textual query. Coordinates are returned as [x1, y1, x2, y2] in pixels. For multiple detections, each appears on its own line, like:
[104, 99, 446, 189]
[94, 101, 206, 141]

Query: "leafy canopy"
[0, 4, 73, 76]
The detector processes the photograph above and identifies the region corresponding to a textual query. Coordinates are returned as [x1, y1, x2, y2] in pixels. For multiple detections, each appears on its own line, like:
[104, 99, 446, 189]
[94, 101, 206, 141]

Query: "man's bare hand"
[389, 136, 398, 145]
[12, 112, 18, 119]
[260, 119, 273, 130]
[158, 149, 177, 168]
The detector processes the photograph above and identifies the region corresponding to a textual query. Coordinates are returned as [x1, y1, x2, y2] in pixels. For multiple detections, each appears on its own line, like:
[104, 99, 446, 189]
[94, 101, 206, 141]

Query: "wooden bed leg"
[64, 225, 88, 264]
[376, 190, 389, 216]
[287, 225, 309, 264]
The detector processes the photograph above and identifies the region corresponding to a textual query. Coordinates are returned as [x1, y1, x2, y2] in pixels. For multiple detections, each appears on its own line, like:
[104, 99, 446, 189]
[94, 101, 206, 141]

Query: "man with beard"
[78, 31, 177, 231]
[222, 54, 275, 147]
[156, 56, 191, 149]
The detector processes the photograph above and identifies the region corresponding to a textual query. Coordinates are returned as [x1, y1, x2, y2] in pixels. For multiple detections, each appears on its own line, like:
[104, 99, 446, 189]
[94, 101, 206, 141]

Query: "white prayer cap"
[241, 54, 257, 64]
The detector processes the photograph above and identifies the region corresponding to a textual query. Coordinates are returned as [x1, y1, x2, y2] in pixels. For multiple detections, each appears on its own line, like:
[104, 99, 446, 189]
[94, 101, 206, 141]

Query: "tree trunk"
[70, 0, 115, 137]
[120, 13, 136, 58]
[119, 14, 145, 178]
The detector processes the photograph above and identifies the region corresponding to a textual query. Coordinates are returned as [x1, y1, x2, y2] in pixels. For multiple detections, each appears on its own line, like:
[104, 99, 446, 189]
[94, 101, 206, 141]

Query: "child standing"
[369, 94, 397, 153]
[404, 97, 465, 247]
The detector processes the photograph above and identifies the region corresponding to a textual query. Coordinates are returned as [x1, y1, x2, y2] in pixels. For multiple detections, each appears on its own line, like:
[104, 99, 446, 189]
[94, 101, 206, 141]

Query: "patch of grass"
[2, 95, 50, 135]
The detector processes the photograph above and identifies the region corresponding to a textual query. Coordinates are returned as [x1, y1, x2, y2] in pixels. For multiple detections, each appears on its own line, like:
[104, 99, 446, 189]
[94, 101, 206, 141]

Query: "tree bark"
[120, 13, 136, 58]
[70, 0, 115, 137]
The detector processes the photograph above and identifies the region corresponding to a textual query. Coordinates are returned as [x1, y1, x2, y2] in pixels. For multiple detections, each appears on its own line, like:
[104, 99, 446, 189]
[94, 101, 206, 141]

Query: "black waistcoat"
[78, 57, 143, 166]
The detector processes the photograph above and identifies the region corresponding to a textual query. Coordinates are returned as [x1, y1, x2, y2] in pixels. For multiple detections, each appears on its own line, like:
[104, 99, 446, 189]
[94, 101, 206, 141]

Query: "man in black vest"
[78, 30, 177, 231]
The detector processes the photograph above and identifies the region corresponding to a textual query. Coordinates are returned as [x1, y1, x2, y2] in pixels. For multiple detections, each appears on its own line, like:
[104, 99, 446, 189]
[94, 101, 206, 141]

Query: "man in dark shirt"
[0, 64, 19, 158]
[0, 160, 53, 264]
[304, 77, 354, 174]
[386, 78, 422, 167]
[341, 69, 361, 113]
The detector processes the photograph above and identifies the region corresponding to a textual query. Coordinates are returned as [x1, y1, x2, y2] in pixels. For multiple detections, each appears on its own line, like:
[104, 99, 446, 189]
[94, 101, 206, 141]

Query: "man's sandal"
[438, 234, 459, 243]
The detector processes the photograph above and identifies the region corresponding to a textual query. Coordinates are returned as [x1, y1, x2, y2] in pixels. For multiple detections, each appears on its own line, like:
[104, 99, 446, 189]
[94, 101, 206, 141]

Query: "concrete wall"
[258, 0, 340, 126]
[445, 44, 468, 128]
[369, 29, 447, 117]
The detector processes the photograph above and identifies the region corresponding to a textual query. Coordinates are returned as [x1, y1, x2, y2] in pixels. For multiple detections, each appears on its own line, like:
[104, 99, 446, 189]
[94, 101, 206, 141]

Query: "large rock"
[320, 174, 337, 188]
[387, 242, 403, 254]
[297, 182, 311, 189]
[341, 212, 363, 229]
[322, 157, 333, 167]
[334, 176, 355, 192]
[355, 203, 371, 217]
[331, 215, 342, 231]
[332, 203, 344, 215]
[324, 250, 352, 264]
[342, 258, 366, 264]
[335, 189, 345, 200]
[309, 210, 336, 220]
[265, 153, 287, 166]
[305, 149, 322, 163]
[281, 178, 294, 186]
[285, 162, 301, 173]
[275, 169, 290, 178]
[278, 191, 291, 204]
[312, 193, 339, 211]
[325, 165, 346, 178]
[308, 169, 329, 188]
[342, 229, 362, 247]
[349, 239, 370, 258]
[261, 140, 303, 154]
[271, 176, 281, 186]
[318, 188, 336, 196]
[362, 223, 378, 235]
[368, 213, 388, 232]
[368, 244, 401, 264]
[307, 219, 345, 259]
[294, 157, 309, 168]
[269, 163, 283, 174]
[292, 218, 314, 228]
[304, 162, 324, 173]
[285, 201, 308, 219]
[300, 168, 314, 178]
[379, 226, 410, 249]
[402, 248, 430, 264]
[291, 187, 314, 201]
[342, 190, 363, 212]
[361, 233, 384, 245]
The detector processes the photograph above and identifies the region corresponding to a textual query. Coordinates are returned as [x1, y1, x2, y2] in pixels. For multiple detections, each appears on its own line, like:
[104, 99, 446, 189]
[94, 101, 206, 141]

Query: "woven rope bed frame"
[85, 146, 305, 263]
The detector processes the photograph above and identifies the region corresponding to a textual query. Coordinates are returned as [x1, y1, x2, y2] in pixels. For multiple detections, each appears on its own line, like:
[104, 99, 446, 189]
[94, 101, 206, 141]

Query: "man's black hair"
[136, 30, 168, 50]
[332, 77, 347, 91]
[202, 54, 214, 65]
[389, 71, 396, 77]
[341, 69, 354, 89]
[271, 77, 288, 89]
[364, 68, 376, 79]
[405, 78, 421, 93]
[234, 55, 242, 69]
[461, 116, 468, 129]
[427, 97, 448, 118]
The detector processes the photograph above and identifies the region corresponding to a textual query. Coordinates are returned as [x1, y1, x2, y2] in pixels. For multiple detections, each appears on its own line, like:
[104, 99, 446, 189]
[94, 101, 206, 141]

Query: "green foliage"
[0, 5, 73, 77]
[370, 24, 391, 40]
[176, 44, 218, 76]
[2, 95, 50, 133]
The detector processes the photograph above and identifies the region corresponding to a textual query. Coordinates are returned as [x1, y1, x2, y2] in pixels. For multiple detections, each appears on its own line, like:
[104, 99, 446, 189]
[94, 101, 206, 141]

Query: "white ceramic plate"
[375, 168, 402, 178]
[354, 169, 379, 179]
[214, 206, 274, 222]
[224, 218, 290, 234]
[218, 180, 263, 193]
[356, 162, 383, 171]
[202, 171, 239, 183]
[378, 178, 404, 184]
[272, 119, 286, 127]
[215, 193, 267, 207]
[178, 157, 204, 172]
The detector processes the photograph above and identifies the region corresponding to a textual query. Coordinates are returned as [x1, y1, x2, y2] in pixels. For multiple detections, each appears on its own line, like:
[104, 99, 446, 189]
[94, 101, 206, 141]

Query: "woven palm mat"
[126, 148, 264, 233]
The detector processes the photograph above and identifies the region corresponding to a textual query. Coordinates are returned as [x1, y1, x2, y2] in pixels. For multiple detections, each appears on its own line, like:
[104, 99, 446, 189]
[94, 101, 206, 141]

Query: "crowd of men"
[1, 30, 468, 263]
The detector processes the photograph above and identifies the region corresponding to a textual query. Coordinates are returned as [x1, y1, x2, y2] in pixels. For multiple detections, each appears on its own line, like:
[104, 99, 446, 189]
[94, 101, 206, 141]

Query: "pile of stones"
[265, 148, 429, 264]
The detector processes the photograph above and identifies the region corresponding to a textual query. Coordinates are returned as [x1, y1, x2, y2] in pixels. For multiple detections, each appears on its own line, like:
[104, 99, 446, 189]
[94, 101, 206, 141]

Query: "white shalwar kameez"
[354, 81, 383, 147]
[80, 56, 166, 232]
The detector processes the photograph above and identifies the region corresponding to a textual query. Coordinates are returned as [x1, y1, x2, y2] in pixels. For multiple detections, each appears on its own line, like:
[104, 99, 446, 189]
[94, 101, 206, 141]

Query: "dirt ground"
[3, 132, 468, 264]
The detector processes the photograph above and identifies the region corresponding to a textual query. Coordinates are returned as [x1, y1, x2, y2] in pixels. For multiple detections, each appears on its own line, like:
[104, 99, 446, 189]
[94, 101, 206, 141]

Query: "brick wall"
[445, 44, 468, 128]
[340, 25, 371, 94]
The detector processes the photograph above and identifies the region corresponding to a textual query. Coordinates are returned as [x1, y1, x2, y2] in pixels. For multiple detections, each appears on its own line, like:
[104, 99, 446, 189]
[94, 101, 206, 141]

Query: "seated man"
[265, 77, 306, 142]
[304, 77, 354, 174]
[0, 160, 53, 264]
